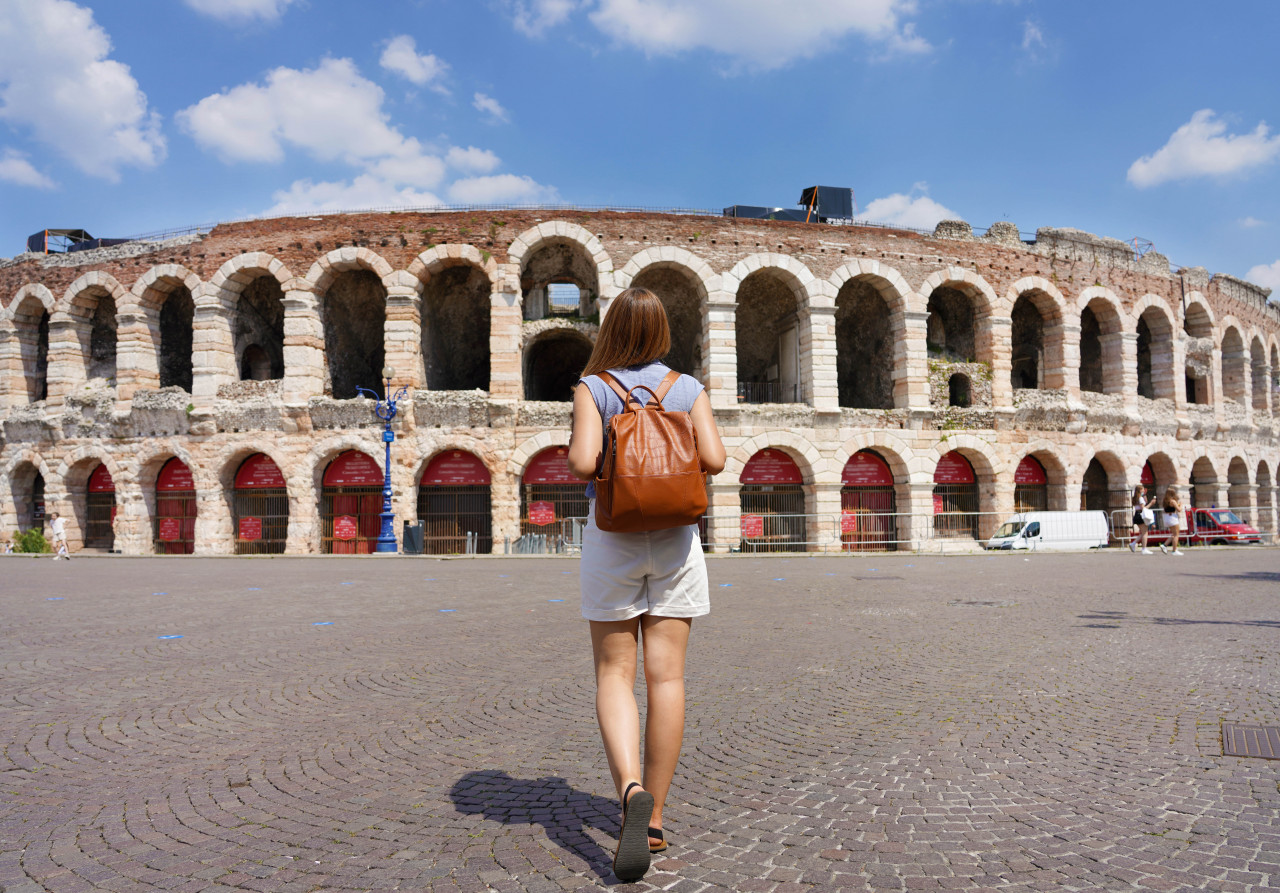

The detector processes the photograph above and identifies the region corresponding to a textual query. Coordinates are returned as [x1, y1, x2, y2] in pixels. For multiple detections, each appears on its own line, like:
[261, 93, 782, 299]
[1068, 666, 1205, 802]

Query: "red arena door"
[521, 447, 586, 536]
[85, 463, 116, 550]
[841, 450, 896, 552]
[233, 453, 288, 555]
[321, 451, 383, 554]
[933, 451, 978, 538]
[739, 449, 805, 553]
[418, 450, 493, 554]
[1014, 456, 1048, 512]
[155, 458, 196, 554]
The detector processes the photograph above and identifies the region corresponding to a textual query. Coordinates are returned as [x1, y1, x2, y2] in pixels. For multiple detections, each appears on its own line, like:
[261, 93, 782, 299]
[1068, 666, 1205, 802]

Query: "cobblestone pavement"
[2, 550, 1279, 892]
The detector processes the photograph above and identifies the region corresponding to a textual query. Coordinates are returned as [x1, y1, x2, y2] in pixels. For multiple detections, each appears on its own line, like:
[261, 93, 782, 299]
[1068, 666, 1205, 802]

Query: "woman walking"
[1129, 484, 1156, 554]
[1160, 487, 1185, 555]
[567, 287, 725, 882]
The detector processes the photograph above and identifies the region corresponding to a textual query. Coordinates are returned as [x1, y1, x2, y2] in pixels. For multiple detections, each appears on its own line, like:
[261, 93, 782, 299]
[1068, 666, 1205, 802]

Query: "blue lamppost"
[357, 365, 408, 554]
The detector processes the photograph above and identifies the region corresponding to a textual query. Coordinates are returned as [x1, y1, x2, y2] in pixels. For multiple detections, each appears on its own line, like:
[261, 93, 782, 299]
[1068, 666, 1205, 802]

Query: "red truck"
[1118, 507, 1264, 548]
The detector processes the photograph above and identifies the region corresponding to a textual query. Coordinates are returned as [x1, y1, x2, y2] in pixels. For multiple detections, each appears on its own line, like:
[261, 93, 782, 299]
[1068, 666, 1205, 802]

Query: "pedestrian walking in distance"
[1129, 484, 1157, 554]
[49, 512, 70, 560]
[1160, 487, 1185, 555]
[567, 287, 726, 882]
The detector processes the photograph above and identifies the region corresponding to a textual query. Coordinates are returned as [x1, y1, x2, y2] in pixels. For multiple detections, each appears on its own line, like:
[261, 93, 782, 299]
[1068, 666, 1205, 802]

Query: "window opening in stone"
[323, 270, 386, 400]
[1185, 366, 1209, 405]
[1250, 337, 1267, 411]
[524, 330, 593, 401]
[1010, 295, 1044, 390]
[87, 293, 117, 382]
[835, 278, 893, 409]
[1137, 307, 1174, 401]
[17, 305, 50, 403]
[1227, 457, 1251, 520]
[632, 266, 702, 376]
[736, 270, 803, 404]
[1079, 306, 1104, 393]
[1136, 316, 1154, 399]
[159, 287, 194, 391]
[1190, 457, 1218, 508]
[1221, 327, 1246, 405]
[1183, 302, 1212, 339]
[422, 263, 490, 391]
[925, 287, 975, 361]
[418, 450, 492, 554]
[739, 449, 806, 552]
[521, 239, 597, 321]
[948, 373, 971, 407]
[547, 283, 581, 316]
[12, 466, 45, 534]
[234, 276, 284, 381]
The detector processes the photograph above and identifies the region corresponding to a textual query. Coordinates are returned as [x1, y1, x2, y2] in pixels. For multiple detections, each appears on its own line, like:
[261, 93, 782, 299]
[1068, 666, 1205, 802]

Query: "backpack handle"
[597, 370, 680, 413]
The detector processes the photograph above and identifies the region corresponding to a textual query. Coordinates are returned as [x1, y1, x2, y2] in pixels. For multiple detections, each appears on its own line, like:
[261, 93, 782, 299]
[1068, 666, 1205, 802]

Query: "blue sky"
[2, 0, 1279, 295]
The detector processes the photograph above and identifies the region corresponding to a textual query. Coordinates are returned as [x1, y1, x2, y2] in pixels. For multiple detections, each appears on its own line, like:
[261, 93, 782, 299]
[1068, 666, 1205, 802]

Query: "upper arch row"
[3, 234, 1278, 351]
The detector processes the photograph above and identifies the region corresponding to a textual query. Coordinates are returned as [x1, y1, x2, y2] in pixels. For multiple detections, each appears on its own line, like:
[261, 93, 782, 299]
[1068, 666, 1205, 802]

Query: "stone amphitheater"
[1, 208, 1277, 555]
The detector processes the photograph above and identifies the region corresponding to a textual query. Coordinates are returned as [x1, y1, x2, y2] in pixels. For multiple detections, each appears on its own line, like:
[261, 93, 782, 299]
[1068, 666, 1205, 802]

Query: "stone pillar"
[490, 468, 522, 552]
[191, 284, 236, 410]
[489, 268, 523, 400]
[287, 484, 318, 555]
[1169, 337, 1187, 412]
[115, 483, 150, 556]
[905, 481, 935, 551]
[811, 481, 843, 552]
[44, 313, 80, 409]
[114, 305, 156, 406]
[1210, 346, 1225, 424]
[193, 485, 231, 556]
[807, 306, 838, 412]
[282, 284, 325, 404]
[1229, 481, 1256, 525]
[384, 274, 422, 391]
[705, 293, 737, 410]
[1041, 320, 1069, 391]
[0, 325, 18, 410]
[1059, 323, 1082, 401]
[992, 474, 1016, 522]
[705, 478, 741, 553]
[1100, 331, 1129, 397]
[900, 310, 932, 411]
[986, 316, 1013, 409]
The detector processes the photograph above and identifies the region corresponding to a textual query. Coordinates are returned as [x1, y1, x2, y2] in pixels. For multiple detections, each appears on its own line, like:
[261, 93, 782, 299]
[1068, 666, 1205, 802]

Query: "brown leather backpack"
[593, 370, 707, 532]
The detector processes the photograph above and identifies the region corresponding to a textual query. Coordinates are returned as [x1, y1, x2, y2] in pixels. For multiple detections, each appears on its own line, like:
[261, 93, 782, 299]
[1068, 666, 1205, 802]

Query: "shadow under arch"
[449, 770, 621, 881]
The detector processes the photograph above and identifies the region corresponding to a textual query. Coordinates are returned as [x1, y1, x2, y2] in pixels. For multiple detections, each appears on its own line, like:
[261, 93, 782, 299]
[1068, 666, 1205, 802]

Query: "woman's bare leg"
[589, 619, 643, 799]
[1139, 523, 1149, 550]
[639, 615, 692, 844]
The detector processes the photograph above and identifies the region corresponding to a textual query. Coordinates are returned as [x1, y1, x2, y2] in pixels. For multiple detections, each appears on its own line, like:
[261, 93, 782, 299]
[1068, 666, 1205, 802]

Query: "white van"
[985, 511, 1109, 552]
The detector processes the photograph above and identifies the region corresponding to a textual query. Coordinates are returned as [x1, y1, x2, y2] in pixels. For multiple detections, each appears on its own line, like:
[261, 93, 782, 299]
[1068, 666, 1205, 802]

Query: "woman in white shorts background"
[567, 287, 725, 881]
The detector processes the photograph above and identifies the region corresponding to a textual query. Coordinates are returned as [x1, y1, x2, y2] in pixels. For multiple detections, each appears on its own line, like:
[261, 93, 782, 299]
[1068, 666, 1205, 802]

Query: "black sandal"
[613, 782, 653, 882]
[648, 826, 668, 854]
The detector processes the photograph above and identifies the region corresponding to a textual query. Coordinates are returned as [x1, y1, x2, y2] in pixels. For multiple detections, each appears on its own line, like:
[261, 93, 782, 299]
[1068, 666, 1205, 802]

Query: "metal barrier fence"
[1110, 508, 1274, 546]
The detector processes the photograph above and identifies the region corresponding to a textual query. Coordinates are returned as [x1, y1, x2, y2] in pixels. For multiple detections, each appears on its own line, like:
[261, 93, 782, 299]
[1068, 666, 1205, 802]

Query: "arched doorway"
[321, 451, 383, 554]
[1189, 457, 1218, 509]
[1080, 458, 1110, 514]
[736, 270, 804, 405]
[233, 453, 288, 555]
[418, 451, 493, 554]
[835, 279, 894, 409]
[521, 447, 586, 536]
[841, 450, 896, 551]
[85, 464, 116, 550]
[739, 449, 806, 552]
[1014, 456, 1048, 512]
[155, 458, 196, 554]
[933, 452, 978, 538]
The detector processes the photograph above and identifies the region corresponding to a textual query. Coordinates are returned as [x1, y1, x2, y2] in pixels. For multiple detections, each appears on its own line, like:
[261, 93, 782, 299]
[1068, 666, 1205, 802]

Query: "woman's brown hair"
[580, 287, 672, 378]
[1163, 486, 1180, 510]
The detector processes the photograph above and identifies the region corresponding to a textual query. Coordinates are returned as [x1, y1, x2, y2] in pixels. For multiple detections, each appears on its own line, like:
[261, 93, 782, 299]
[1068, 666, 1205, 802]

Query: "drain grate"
[1222, 723, 1280, 760]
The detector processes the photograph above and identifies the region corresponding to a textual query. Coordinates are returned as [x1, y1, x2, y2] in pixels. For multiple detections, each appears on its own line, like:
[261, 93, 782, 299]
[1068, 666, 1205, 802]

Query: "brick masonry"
[1, 211, 1278, 553]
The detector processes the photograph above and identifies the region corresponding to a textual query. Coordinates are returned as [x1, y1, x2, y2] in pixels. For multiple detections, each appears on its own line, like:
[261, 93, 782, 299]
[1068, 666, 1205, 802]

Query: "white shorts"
[580, 501, 710, 622]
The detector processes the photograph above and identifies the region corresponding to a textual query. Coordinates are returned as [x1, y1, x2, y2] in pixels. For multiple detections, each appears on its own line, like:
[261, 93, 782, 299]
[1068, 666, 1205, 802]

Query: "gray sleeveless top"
[579, 361, 704, 498]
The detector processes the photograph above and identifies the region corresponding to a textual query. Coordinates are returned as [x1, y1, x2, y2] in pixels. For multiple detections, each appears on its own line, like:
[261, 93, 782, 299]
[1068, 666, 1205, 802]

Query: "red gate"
[740, 449, 806, 552]
[521, 447, 586, 535]
[841, 450, 896, 551]
[234, 453, 288, 554]
[85, 463, 116, 550]
[933, 451, 978, 538]
[418, 450, 493, 554]
[1013, 456, 1048, 513]
[155, 458, 196, 554]
[321, 451, 383, 554]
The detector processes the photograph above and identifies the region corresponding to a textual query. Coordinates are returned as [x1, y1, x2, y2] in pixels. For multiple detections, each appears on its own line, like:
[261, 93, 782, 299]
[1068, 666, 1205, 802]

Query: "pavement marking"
[153, 592, 167, 595]
[719, 583, 733, 587]
[439, 608, 457, 613]
[548, 599, 564, 603]
[312, 621, 334, 626]
[157, 635, 183, 640]
[46, 597, 65, 601]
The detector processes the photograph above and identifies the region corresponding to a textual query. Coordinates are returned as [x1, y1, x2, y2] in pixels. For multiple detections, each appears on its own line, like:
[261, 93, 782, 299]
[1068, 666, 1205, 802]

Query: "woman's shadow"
[450, 770, 624, 880]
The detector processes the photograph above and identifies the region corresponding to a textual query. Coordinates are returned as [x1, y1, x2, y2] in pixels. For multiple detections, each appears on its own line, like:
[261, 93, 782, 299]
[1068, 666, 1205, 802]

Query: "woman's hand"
[690, 391, 726, 474]
[568, 384, 604, 480]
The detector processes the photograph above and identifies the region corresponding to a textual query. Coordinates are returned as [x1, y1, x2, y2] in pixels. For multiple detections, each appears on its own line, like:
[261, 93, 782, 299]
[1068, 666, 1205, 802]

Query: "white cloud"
[0, 147, 55, 188]
[0, 0, 165, 181]
[1245, 260, 1280, 295]
[447, 174, 558, 204]
[862, 186, 959, 230]
[183, 0, 296, 24]
[1021, 20, 1045, 52]
[379, 35, 450, 93]
[1127, 109, 1280, 188]
[585, 0, 929, 69]
[264, 175, 445, 216]
[473, 92, 510, 123]
[447, 146, 501, 174]
[510, 0, 581, 36]
[1238, 216, 1267, 228]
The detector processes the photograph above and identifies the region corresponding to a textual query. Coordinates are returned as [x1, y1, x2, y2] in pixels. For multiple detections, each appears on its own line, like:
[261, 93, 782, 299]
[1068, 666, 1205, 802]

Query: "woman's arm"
[690, 391, 726, 474]
[567, 384, 603, 480]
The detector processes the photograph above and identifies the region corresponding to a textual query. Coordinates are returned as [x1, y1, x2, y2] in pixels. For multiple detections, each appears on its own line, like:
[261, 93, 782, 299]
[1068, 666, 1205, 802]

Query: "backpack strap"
[595, 371, 630, 404]
[653, 370, 681, 401]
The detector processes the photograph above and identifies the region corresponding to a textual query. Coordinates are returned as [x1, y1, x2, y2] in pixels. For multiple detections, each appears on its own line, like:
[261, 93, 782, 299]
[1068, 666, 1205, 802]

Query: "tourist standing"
[567, 287, 726, 882]
[1160, 488, 1184, 555]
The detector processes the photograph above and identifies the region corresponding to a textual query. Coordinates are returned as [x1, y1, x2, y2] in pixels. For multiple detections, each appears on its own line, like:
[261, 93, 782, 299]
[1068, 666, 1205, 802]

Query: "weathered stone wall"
[1, 209, 1278, 553]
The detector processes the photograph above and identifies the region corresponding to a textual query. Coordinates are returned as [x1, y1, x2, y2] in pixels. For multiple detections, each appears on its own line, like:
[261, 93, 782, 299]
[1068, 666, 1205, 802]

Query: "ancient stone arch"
[1219, 320, 1248, 406]
[1007, 278, 1068, 391]
[1075, 286, 1125, 395]
[58, 271, 131, 386]
[724, 255, 816, 405]
[1132, 294, 1178, 401]
[507, 431, 570, 479]
[1182, 292, 1215, 337]
[508, 222, 615, 318]
[2, 284, 56, 405]
[828, 263, 912, 410]
[836, 432, 914, 482]
[408, 247, 494, 392]
[617, 249, 716, 377]
[724, 432, 824, 482]
[120, 265, 204, 395]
